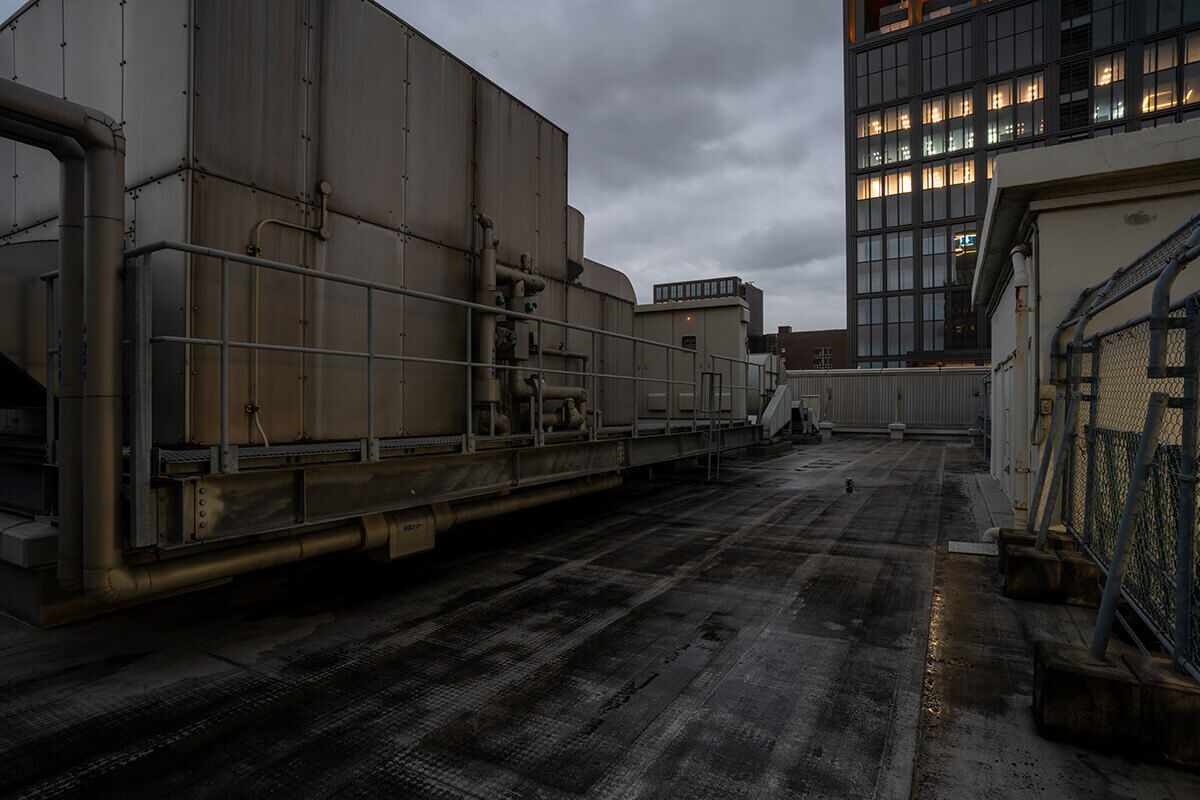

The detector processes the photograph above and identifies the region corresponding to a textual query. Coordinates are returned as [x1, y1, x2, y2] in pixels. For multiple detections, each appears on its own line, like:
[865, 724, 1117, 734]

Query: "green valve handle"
[524, 302, 535, 313]
[495, 295, 506, 306]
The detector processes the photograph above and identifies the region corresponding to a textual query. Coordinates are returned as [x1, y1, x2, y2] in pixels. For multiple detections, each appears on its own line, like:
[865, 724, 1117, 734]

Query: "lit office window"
[922, 156, 976, 222]
[1145, 0, 1200, 33]
[987, 2, 1043, 74]
[856, 169, 911, 231]
[923, 22, 972, 91]
[886, 231, 914, 291]
[1185, 31, 1200, 107]
[856, 235, 884, 294]
[922, 90, 973, 156]
[1143, 39, 1178, 114]
[855, 42, 909, 108]
[1092, 52, 1126, 122]
[856, 104, 912, 168]
[987, 72, 1044, 143]
[923, 292, 947, 351]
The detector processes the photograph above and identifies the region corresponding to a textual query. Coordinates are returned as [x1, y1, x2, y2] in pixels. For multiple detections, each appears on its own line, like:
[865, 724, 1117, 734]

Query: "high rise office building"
[843, 0, 1200, 368]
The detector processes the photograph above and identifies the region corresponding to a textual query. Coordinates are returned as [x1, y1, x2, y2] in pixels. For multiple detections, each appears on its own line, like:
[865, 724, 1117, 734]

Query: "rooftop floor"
[1, 439, 1196, 798]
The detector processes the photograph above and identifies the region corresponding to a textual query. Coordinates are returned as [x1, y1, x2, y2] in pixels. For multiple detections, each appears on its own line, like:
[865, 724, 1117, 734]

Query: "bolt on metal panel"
[63, 0, 122, 125]
[476, 82, 540, 274]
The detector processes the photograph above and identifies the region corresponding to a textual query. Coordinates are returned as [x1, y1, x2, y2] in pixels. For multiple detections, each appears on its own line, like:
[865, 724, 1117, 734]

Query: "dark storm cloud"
[388, 0, 848, 331]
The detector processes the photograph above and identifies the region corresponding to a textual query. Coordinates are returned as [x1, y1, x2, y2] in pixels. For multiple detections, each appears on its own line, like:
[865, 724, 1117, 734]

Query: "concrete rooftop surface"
[1, 439, 1197, 799]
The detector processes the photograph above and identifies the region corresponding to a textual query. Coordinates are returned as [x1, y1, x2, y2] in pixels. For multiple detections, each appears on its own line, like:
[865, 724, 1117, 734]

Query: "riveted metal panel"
[303, 211, 405, 441]
[315, 0, 406, 231]
[123, 0, 189, 183]
[63, 0, 121, 121]
[599, 296, 635, 426]
[12, 0, 63, 228]
[405, 31, 473, 251]
[0, 26, 13, 233]
[189, 174, 307, 446]
[193, 0, 315, 200]
[129, 170, 190, 444]
[0, 239, 55, 384]
[476, 82, 539, 272]
[537, 121, 568, 280]
[403, 236, 469, 436]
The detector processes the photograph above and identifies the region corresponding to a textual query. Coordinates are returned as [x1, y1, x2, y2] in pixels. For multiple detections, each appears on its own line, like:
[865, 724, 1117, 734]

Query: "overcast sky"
[0, 0, 848, 331]
[389, 1, 848, 331]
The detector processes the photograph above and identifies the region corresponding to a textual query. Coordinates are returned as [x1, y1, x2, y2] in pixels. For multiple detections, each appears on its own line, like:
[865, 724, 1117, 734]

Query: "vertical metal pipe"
[219, 257, 230, 469]
[56, 155, 85, 590]
[1082, 341, 1101, 548]
[366, 285, 376, 460]
[1174, 306, 1199, 670]
[1027, 387, 1066, 536]
[1091, 391, 1169, 659]
[129, 254, 154, 546]
[1035, 387, 1081, 550]
[692, 351, 698, 431]
[81, 138, 129, 584]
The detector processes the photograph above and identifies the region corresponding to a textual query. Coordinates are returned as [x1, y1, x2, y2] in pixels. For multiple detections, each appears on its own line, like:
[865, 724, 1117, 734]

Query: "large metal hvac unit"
[0, 0, 638, 446]
[0, 0, 765, 623]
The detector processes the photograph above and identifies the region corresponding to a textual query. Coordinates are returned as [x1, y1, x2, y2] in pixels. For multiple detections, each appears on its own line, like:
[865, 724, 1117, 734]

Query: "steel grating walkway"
[1, 440, 1195, 798]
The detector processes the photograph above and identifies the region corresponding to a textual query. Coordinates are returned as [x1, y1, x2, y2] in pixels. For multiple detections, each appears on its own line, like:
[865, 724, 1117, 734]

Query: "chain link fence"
[1032, 212, 1200, 679]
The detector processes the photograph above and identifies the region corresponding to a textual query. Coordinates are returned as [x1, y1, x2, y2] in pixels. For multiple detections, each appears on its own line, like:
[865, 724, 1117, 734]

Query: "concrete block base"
[819, 422, 834, 442]
[997, 527, 1076, 573]
[1034, 642, 1200, 767]
[888, 422, 905, 440]
[1034, 641, 1142, 750]
[1004, 546, 1063, 601]
[1125, 653, 1200, 767]
[1059, 551, 1101, 607]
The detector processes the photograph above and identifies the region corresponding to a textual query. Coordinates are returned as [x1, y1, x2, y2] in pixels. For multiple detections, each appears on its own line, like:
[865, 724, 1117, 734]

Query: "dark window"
[856, 235, 884, 294]
[856, 41, 909, 108]
[1061, 0, 1125, 54]
[922, 22, 972, 91]
[885, 231, 915, 291]
[1146, 0, 1200, 33]
[988, 2, 1043, 74]
[682, 335, 697, 350]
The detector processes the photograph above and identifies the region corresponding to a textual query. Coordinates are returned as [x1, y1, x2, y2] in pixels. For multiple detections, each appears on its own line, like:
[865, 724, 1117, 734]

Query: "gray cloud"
[0, 0, 848, 331]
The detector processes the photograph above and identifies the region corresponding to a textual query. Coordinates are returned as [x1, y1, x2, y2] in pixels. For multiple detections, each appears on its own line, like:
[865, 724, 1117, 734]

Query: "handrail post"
[366, 284, 377, 461]
[219, 256, 234, 472]
[464, 307, 474, 453]
[1091, 391, 1169, 659]
[666, 344, 672, 434]
[631, 339, 638, 438]
[536, 319, 544, 446]
[1082, 339, 1101, 547]
[692, 350, 698, 431]
[590, 330, 598, 440]
[130, 253, 155, 547]
[1175, 302, 1200, 670]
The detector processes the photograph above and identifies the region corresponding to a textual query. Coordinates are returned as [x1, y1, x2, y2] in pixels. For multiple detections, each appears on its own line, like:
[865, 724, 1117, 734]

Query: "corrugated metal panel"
[12, 0, 62, 227]
[566, 205, 584, 270]
[537, 120, 567, 279]
[129, 171, 189, 444]
[190, 174, 307, 445]
[193, 0, 315, 201]
[0, 26, 13, 233]
[787, 368, 988, 430]
[0, 239, 55, 383]
[123, 0, 190, 183]
[63, 0, 121, 120]
[402, 237, 469, 436]
[476, 82, 539, 274]
[304, 212, 405, 441]
[316, 0, 406, 231]
[404, 32, 473, 251]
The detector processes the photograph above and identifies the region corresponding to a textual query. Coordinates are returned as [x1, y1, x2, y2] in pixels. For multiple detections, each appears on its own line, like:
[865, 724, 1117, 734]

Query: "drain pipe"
[0, 115, 85, 591]
[1011, 244, 1032, 526]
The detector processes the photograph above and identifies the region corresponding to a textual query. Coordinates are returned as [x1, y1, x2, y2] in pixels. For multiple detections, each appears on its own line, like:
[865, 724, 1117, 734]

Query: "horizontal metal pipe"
[496, 263, 546, 293]
[432, 474, 622, 529]
[83, 515, 390, 603]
